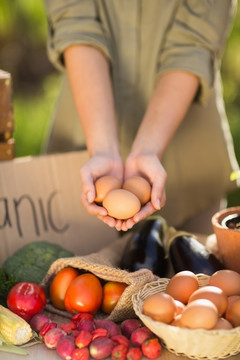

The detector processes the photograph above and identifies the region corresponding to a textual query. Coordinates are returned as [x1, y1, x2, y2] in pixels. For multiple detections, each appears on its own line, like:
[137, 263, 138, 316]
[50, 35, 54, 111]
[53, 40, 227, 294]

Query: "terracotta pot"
[211, 206, 240, 273]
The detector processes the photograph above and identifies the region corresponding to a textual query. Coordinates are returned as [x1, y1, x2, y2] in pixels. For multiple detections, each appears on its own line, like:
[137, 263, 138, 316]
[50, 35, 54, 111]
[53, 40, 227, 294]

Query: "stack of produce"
[1, 216, 240, 359]
[30, 312, 162, 360]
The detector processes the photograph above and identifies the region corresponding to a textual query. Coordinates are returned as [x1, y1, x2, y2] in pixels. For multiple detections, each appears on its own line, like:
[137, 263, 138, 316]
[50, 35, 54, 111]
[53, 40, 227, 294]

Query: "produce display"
[94, 175, 151, 220]
[142, 269, 240, 330]
[120, 218, 225, 277]
[49, 270, 128, 315]
[1, 216, 240, 359]
[30, 312, 162, 360]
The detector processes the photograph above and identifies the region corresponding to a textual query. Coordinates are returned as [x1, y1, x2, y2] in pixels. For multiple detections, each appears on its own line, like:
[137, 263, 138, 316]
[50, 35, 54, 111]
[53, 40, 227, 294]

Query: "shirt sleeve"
[44, 0, 112, 71]
[156, 0, 236, 105]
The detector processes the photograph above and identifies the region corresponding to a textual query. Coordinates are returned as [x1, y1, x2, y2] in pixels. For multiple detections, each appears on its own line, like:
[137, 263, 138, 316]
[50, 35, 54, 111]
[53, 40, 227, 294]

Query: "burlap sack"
[40, 233, 155, 322]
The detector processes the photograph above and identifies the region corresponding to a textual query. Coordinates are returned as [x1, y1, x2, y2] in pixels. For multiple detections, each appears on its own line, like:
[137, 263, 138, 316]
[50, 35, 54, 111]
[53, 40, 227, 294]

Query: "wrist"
[130, 142, 164, 160]
[88, 141, 120, 159]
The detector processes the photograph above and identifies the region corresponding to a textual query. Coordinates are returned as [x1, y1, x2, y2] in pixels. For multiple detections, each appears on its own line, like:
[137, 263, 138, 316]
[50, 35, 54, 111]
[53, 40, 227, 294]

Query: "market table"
[2, 233, 240, 360]
[1, 237, 240, 360]
[3, 345, 240, 360]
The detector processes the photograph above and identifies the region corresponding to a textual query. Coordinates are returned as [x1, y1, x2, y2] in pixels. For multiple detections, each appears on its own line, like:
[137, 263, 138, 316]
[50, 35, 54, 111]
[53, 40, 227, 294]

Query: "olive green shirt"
[43, 0, 239, 227]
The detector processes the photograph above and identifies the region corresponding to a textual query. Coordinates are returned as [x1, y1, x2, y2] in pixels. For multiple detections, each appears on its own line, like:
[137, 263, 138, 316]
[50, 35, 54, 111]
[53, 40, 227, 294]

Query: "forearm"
[131, 71, 199, 158]
[64, 45, 119, 156]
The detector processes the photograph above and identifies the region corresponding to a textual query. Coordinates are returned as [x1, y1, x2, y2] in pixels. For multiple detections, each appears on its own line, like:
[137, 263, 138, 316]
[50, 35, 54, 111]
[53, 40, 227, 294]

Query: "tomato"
[101, 281, 128, 314]
[7, 282, 47, 322]
[64, 273, 103, 314]
[49, 267, 79, 310]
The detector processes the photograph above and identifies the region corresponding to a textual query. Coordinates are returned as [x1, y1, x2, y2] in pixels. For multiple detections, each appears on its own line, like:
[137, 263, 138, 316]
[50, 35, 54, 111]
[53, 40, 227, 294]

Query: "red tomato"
[101, 281, 128, 314]
[64, 273, 103, 314]
[7, 282, 47, 322]
[49, 267, 79, 310]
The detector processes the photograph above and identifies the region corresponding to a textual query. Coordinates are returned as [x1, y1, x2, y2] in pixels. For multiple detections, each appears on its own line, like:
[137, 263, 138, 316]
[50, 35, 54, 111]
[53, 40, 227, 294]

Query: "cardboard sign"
[0, 151, 117, 265]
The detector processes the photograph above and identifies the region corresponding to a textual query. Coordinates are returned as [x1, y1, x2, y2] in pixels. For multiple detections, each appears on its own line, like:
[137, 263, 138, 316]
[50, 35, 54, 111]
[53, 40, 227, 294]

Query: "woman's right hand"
[80, 152, 124, 227]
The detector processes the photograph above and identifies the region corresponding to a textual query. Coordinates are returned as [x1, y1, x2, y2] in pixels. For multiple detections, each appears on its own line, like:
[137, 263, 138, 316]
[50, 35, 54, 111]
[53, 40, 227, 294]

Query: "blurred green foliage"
[14, 73, 60, 156]
[0, 0, 58, 156]
[0, 0, 46, 42]
[0, 0, 240, 205]
[222, 3, 240, 155]
[221, 3, 240, 205]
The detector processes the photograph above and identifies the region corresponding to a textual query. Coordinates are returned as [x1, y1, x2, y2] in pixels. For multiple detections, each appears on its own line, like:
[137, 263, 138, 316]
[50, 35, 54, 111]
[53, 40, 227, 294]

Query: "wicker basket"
[132, 275, 240, 359]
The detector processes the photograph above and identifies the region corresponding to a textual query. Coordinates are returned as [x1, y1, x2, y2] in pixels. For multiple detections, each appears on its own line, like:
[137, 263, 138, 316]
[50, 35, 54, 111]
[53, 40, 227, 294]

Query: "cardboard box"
[0, 150, 117, 265]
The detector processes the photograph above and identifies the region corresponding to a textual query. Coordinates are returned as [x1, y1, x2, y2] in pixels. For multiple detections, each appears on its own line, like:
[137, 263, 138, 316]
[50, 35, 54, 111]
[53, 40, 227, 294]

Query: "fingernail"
[156, 200, 161, 209]
[87, 192, 94, 203]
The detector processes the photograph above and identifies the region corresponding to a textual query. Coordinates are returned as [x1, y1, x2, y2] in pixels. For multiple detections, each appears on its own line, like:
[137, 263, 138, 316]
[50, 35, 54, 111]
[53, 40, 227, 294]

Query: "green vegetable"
[0, 268, 17, 306]
[0, 333, 28, 355]
[2, 241, 74, 284]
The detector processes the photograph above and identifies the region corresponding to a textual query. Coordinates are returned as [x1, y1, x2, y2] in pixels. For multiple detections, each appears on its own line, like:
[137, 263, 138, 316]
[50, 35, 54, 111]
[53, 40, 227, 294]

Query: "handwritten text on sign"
[0, 190, 69, 237]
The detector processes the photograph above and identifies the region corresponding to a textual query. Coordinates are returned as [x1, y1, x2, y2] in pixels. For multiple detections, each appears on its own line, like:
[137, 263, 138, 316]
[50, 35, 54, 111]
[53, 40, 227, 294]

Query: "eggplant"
[120, 217, 168, 277]
[169, 234, 225, 275]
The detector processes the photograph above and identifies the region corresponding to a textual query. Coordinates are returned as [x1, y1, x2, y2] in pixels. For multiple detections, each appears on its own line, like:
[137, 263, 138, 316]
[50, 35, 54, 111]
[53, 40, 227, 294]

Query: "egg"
[225, 298, 240, 327]
[142, 292, 177, 324]
[165, 271, 199, 304]
[180, 299, 218, 330]
[212, 317, 233, 330]
[171, 314, 183, 327]
[209, 269, 240, 297]
[226, 295, 240, 311]
[94, 176, 122, 203]
[174, 300, 185, 315]
[102, 189, 141, 219]
[123, 176, 151, 205]
[188, 285, 228, 316]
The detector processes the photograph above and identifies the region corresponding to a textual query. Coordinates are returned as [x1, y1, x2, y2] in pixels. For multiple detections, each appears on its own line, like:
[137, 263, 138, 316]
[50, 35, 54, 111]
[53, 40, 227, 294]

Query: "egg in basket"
[132, 270, 240, 360]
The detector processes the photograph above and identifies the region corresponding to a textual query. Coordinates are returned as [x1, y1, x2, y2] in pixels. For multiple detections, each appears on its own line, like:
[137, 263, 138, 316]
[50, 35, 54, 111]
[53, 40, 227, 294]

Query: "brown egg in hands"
[103, 189, 141, 220]
[94, 175, 122, 203]
[94, 175, 151, 220]
[123, 176, 151, 205]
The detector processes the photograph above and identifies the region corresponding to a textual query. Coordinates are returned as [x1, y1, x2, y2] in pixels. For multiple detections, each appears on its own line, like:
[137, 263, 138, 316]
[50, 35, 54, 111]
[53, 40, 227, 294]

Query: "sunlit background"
[0, 0, 240, 205]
